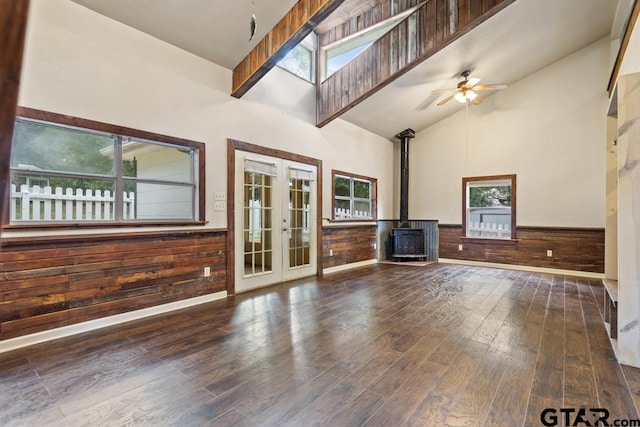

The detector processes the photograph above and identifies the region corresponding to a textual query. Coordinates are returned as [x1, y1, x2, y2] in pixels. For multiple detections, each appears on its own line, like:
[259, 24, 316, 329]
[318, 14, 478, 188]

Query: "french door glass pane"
[243, 172, 273, 276]
[289, 178, 311, 268]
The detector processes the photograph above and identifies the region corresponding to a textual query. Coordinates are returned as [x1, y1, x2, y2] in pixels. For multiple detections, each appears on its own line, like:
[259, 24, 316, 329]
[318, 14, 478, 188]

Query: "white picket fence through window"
[467, 221, 511, 239]
[10, 184, 135, 221]
[334, 207, 371, 220]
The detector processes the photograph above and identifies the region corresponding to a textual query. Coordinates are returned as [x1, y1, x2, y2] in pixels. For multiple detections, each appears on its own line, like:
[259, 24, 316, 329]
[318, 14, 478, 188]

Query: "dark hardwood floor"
[2, 263, 639, 426]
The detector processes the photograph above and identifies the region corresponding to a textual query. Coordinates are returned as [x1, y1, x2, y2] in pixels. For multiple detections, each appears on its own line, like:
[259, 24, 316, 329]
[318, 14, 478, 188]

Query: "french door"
[234, 151, 317, 293]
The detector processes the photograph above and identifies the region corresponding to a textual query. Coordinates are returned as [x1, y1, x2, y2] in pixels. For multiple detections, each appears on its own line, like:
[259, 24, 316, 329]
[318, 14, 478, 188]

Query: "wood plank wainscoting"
[439, 224, 605, 273]
[0, 230, 226, 341]
[322, 223, 377, 269]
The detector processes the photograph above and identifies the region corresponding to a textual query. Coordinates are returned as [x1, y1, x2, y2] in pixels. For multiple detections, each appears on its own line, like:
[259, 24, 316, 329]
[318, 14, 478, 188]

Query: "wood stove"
[392, 128, 427, 260]
[392, 228, 425, 258]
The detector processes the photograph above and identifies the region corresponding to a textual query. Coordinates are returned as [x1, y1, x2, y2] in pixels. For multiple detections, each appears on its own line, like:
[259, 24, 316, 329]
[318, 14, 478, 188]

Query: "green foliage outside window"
[469, 185, 511, 208]
[12, 120, 137, 192]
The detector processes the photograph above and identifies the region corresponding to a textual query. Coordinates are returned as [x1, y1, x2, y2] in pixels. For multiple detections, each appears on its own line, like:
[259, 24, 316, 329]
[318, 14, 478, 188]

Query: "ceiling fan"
[433, 70, 507, 106]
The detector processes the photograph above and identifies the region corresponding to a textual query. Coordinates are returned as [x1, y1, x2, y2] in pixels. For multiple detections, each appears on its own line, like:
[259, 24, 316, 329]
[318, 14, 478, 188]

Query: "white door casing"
[234, 151, 317, 293]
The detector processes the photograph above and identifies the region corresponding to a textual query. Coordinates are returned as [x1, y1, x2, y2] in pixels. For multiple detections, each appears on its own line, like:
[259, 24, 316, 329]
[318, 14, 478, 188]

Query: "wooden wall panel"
[0, 230, 227, 340]
[317, 0, 423, 44]
[322, 225, 377, 268]
[439, 224, 604, 273]
[317, 0, 516, 127]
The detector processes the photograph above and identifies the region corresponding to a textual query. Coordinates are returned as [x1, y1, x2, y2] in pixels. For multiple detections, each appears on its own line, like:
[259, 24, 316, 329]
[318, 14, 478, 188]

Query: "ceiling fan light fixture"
[466, 90, 477, 101]
[454, 92, 467, 103]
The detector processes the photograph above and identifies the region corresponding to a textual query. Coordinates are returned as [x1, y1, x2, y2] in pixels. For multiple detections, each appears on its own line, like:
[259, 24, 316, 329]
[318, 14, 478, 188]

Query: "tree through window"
[463, 175, 516, 239]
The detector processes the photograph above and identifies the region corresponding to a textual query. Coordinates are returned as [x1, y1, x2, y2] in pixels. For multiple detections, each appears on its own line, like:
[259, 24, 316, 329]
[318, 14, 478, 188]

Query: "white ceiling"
[72, 0, 618, 140]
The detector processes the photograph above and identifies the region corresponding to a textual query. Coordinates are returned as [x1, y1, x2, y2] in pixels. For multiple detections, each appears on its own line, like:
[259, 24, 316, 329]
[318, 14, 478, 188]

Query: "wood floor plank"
[363, 360, 449, 426]
[564, 278, 599, 409]
[0, 264, 637, 426]
[445, 348, 509, 426]
[323, 388, 387, 426]
[406, 340, 490, 425]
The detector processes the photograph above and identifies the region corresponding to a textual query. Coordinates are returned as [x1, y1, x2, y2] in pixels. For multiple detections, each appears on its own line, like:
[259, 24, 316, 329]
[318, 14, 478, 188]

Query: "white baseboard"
[0, 291, 227, 354]
[438, 258, 605, 279]
[323, 259, 378, 275]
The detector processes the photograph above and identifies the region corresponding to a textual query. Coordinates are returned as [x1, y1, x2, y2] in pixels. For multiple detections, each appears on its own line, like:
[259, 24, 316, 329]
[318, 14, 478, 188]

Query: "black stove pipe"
[394, 128, 415, 228]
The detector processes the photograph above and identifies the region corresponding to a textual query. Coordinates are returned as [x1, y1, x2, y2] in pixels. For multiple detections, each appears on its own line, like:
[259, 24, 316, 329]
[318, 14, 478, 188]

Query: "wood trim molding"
[608, 0, 640, 94]
[226, 139, 324, 294]
[0, 228, 227, 248]
[439, 223, 606, 233]
[323, 222, 378, 228]
[16, 107, 206, 150]
[0, 0, 30, 242]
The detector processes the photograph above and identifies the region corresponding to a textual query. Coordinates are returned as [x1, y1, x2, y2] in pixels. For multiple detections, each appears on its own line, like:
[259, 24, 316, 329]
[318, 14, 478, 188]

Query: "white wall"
[15, 0, 393, 234]
[620, 9, 640, 76]
[410, 37, 610, 227]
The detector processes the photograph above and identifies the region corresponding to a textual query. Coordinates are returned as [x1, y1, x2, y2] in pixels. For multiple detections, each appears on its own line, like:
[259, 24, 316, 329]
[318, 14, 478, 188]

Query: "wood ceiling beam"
[232, 0, 347, 98]
[608, 0, 640, 94]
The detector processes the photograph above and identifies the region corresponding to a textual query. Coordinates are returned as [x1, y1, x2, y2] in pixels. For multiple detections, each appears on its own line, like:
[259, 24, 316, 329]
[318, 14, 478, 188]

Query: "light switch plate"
[214, 201, 225, 211]
[214, 192, 226, 201]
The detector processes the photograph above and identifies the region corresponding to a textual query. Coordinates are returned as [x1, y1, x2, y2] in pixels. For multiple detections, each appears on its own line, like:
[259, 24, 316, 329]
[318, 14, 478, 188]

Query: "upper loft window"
[278, 33, 316, 83]
[323, 7, 417, 78]
[326, 41, 372, 77]
[332, 170, 377, 221]
[7, 112, 205, 226]
[463, 175, 516, 240]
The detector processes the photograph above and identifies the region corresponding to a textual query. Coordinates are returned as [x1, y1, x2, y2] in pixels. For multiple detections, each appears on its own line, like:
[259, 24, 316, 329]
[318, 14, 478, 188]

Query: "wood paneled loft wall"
[316, 0, 516, 127]
[317, 0, 426, 47]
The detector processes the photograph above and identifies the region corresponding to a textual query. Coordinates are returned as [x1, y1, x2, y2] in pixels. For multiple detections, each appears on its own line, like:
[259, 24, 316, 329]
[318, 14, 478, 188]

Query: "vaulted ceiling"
[72, 0, 619, 140]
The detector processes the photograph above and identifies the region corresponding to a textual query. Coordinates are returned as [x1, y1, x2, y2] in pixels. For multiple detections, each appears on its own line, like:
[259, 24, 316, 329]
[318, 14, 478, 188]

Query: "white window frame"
[277, 33, 316, 83]
[463, 174, 516, 240]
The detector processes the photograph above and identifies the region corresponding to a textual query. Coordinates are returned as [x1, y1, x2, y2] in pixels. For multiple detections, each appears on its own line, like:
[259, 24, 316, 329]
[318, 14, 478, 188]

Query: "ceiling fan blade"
[437, 94, 456, 106]
[431, 88, 457, 93]
[472, 96, 484, 105]
[466, 77, 481, 87]
[472, 83, 508, 91]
